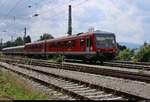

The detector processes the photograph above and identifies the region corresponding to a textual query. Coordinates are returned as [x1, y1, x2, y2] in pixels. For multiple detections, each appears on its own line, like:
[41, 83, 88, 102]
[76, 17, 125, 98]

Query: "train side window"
[49, 42, 51, 47]
[51, 42, 54, 48]
[64, 41, 68, 48]
[54, 42, 58, 48]
[80, 38, 84, 47]
[39, 44, 41, 48]
[35, 45, 37, 48]
[71, 40, 75, 48]
[68, 41, 71, 48]
[58, 42, 63, 48]
[61, 41, 65, 48]
[57, 42, 60, 48]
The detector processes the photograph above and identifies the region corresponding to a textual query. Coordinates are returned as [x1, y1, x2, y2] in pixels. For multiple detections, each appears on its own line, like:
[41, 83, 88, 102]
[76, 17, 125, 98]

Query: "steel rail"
[0, 62, 132, 100]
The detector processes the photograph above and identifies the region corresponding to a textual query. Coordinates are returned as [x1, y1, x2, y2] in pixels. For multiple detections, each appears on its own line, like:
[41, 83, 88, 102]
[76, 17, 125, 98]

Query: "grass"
[48, 55, 64, 63]
[0, 70, 51, 100]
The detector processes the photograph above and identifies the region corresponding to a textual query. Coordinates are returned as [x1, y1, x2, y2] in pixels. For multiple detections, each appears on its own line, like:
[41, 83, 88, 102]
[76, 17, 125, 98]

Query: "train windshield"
[95, 34, 116, 48]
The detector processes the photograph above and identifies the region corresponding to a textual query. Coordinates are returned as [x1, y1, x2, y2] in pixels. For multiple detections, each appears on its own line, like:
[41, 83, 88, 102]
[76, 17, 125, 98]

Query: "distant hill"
[119, 42, 141, 49]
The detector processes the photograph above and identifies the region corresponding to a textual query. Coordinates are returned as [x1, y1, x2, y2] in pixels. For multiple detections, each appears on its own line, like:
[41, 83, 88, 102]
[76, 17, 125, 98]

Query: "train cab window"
[80, 38, 84, 47]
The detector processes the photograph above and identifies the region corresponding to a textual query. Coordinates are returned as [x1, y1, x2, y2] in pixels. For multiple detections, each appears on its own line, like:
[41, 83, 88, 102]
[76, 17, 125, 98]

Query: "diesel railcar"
[2, 30, 118, 62]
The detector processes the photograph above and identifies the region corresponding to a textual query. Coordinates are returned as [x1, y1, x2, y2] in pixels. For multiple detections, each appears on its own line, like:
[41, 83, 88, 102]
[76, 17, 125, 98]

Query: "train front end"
[93, 31, 118, 61]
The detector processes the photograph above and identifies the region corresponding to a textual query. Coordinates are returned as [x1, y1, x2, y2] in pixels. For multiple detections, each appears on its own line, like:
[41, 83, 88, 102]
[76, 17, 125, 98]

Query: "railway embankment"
[0, 61, 149, 100]
[0, 69, 50, 100]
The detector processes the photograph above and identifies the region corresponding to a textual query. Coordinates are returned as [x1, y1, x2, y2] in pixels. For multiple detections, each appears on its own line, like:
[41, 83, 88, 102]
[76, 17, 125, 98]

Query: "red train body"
[2, 30, 118, 62]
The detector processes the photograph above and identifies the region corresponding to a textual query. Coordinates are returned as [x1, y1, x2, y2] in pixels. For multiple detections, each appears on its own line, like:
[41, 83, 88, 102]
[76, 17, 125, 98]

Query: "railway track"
[1, 57, 150, 83]
[111, 60, 150, 66]
[64, 58, 150, 70]
[0, 57, 150, 99]
[0, 62, 131, 100]
[104, 61, 150, 70]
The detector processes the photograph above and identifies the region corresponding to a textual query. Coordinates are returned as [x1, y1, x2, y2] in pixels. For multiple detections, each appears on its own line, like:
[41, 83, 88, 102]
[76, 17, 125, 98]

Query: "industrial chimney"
[67, 5, 72, 36]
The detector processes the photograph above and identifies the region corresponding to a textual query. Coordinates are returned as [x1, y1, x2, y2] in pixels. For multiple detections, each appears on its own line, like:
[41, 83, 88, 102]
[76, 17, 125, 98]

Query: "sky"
[0, 0, 149, 45]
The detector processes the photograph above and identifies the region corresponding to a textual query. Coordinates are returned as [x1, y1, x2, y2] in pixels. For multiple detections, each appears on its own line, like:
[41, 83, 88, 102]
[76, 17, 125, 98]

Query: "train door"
[86, 35, 90, 52]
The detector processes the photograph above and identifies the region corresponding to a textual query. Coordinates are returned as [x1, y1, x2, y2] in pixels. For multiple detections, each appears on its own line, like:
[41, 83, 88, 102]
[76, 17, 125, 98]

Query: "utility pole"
[67, 5, 72, 36]
[24, 27, 26, 44]
[0, 38, 3, 51]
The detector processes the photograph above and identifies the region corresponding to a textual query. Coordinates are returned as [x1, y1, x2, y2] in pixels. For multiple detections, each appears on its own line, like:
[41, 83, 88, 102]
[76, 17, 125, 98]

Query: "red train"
[2, 30, 118, 62]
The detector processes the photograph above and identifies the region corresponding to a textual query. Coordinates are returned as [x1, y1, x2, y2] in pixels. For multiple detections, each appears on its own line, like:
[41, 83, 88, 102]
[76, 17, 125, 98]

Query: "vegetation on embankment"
[48, 55, 64, 63]
[0, 70, 50, 100]
[116, 43, 150, 62]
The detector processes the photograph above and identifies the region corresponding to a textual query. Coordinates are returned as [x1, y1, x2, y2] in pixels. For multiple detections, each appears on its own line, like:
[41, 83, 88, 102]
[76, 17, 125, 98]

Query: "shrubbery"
[135, 44, 150, 62]
[116, 49, 134, 61]
[49, 55, 64, 63]
[116, 43, 150, 62]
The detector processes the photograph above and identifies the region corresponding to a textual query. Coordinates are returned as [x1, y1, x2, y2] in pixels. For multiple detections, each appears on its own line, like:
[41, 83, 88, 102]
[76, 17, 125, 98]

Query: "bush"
[135, 44, 150, 62]
[116, 48, 134, 61]
[48, 55, 64, 63]
[55, 55, 64, 63]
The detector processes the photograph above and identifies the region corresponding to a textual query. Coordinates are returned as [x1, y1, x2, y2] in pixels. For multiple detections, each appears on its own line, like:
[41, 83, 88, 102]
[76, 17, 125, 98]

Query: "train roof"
[26, 30, 115, 45]
[46, 32, 87, 42]
[93, 30, 115, 34]
[25, 40, 45, 46]
[2, 45, 24, 50]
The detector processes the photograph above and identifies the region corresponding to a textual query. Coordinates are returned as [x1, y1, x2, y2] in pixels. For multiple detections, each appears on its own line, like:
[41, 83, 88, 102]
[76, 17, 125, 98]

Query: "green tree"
[3, 41, 14, 48]
[3, 36, 24, 48]
[24, 35, 31, 43]
[117, 43, 127, 51]
[38, 33, 54, 41]
[135, 44, 150, 62]
[116, 48, 134, 61]
[14, 37, 24, 46]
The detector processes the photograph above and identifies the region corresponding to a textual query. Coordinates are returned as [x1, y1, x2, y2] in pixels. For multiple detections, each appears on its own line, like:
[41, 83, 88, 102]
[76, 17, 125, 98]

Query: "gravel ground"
[20, 63, 150, 100]
[0, 62, 150, 100]
[64, 62, 150, 75]
[0, 67, 74, 100]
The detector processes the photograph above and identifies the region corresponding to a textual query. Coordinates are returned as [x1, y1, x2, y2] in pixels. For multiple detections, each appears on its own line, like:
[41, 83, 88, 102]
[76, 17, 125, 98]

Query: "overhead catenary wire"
[46, 0, 89, 20]
[33, 0, 75, 17]
[4, 0, 23, 21]
[0, 0, 25, 43]
[0, 0, 24, 29]
[1, 0, 89, 42]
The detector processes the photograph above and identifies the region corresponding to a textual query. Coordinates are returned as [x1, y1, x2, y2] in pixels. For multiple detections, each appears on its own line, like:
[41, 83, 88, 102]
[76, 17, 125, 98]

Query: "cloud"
[71, 0, 147, 44]
[0, 0, 149, 44]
